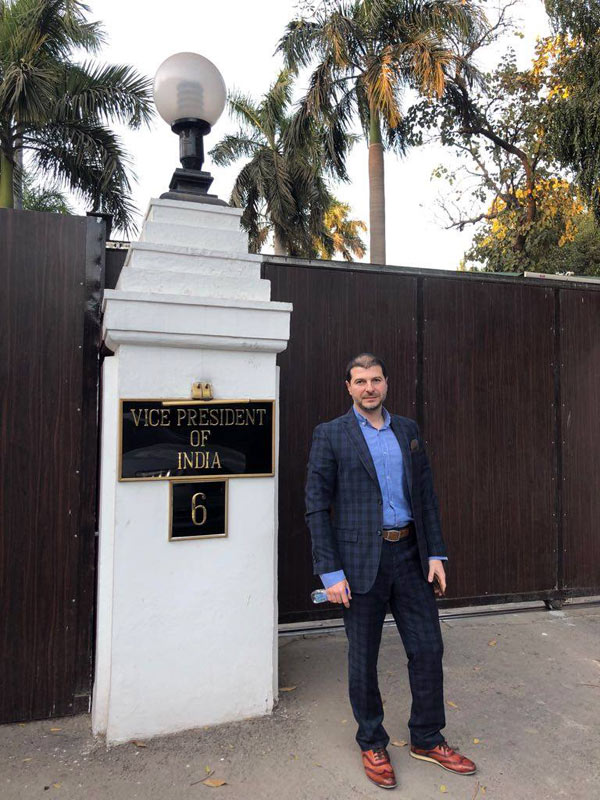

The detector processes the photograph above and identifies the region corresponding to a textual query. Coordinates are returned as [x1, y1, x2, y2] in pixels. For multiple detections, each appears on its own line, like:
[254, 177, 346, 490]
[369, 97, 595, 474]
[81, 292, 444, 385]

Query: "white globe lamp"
[153, 52, 227, 204]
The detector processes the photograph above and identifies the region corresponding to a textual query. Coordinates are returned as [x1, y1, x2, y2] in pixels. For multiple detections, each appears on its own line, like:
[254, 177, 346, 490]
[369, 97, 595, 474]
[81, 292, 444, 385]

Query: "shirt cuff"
[321, 569, 346, 588]
[428, 556, 447, 561]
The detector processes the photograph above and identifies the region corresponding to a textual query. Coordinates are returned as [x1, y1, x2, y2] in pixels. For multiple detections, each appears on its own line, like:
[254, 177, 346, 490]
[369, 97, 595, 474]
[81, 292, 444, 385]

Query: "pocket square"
[410, 438, 419, 452]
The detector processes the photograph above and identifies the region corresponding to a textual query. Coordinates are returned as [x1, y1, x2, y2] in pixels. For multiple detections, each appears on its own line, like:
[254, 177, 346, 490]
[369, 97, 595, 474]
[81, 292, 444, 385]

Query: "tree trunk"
[0, 151, 14, 208]
[273, 230, 287, 256]
[368, 110, 386, 265]
[13, 145, 23, 210]
[515, 159, 536, 254]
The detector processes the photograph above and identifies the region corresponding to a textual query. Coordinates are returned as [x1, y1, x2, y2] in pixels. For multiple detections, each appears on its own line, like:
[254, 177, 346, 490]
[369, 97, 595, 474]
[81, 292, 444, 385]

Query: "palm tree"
[279, 0, 482, 264]
[209, 69, 352, 257]
[314, 198, 366, 260]
[21, 171, 73, 213]
[0, 0, 153, 232]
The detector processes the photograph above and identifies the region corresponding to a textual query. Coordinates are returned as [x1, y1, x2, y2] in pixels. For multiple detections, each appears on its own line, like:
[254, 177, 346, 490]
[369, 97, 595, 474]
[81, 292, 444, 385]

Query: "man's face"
[346, 365, 388, 413]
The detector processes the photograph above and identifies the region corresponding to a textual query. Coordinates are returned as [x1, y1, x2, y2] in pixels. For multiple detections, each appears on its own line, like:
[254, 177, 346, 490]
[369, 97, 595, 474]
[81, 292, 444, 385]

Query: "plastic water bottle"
[311, 589, 329, 604]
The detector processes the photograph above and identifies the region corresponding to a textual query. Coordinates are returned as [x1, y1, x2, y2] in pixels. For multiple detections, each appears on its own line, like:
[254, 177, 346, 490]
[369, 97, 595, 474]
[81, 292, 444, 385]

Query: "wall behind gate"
[0, 210, 103, 723]
[264, 257, 600, 623]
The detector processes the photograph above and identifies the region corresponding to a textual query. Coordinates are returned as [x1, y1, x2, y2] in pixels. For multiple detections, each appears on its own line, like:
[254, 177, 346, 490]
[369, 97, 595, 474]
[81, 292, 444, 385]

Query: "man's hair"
[345, 353, 388, 383]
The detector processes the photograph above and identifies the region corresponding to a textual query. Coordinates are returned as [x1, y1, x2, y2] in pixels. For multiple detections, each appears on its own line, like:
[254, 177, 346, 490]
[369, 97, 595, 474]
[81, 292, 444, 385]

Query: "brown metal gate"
[263, 257, 600, 623]
[0, 209, 104, 723]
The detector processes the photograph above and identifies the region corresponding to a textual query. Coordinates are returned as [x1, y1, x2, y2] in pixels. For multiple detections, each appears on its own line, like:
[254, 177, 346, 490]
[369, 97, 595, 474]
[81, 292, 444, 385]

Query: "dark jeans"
[342, 537, 446, 751]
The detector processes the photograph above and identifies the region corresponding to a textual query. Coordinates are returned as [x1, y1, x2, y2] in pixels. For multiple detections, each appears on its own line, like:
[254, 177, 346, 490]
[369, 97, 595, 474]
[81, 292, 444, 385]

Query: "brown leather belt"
[382, 525, 413, 542]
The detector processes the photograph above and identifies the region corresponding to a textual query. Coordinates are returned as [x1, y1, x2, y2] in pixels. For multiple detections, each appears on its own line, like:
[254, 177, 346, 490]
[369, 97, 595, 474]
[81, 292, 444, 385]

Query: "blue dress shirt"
[320, 407, 446, 589]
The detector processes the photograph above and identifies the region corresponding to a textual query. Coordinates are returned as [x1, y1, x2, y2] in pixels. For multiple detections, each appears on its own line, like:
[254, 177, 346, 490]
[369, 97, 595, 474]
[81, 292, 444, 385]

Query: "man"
[305, 353, 476, 790]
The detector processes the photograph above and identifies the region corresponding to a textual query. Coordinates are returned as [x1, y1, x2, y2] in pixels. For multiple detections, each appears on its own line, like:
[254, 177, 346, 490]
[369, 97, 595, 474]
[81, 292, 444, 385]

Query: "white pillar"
[92, 198, 291, 744]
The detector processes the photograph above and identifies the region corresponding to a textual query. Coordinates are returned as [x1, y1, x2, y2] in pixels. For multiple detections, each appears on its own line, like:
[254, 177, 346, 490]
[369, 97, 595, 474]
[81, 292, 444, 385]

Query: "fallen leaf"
[22, 758, 32, 762]
[52, 784, 62, 789]
[488, 640, 497, 647]
[202, 778, 227, 788]
[471, 781, 481, 800]
[440, 785, 448, 793]
[280, 686, 297, 692]
[481, 787, 487, 794]
[473, 738, 480, 744]
[50, 728, 62, 732]
[132, 740, 147, 748]
[205, 767, 213, 775]
[341, 719, 348, 724]
[391, 740, 407, 747]
[447, 700, 459, 709]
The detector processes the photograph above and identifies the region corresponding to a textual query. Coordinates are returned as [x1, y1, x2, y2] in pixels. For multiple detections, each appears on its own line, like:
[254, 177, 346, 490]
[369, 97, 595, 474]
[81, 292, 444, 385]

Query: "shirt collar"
[352, 405, 390, 430]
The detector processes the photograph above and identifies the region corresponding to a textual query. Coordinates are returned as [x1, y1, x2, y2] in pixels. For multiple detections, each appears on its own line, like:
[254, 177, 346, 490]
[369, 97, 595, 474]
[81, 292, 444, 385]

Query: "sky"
[86, 0, 551, 269]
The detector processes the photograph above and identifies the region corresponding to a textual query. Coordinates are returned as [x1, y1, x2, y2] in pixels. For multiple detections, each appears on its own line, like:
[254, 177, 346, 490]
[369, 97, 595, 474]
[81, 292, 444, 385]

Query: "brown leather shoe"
[361, 747, 397, 789]
[410, 742, 476, 775]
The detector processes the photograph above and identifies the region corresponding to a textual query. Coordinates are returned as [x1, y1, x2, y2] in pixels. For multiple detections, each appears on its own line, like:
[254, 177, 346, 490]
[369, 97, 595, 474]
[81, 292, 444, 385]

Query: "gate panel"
[0, 209, 103, 722]
[423, 279, 556, 600]
[560, 289, 600, 591]
[265, 262, 417, 623]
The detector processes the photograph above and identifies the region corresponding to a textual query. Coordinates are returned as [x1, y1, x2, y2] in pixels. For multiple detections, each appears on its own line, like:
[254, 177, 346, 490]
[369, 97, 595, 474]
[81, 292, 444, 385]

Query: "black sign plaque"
[170, 480, 228, 541]
[119, 399, 274, 481]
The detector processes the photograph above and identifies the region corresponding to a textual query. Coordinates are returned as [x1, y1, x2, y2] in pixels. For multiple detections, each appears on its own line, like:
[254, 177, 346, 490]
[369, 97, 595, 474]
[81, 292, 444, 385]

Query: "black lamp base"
[160, 168, 227, 206]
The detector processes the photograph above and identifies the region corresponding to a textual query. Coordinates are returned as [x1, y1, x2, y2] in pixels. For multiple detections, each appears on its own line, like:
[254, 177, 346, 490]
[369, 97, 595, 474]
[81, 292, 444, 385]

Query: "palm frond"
[54, 61, 154, 127]
[227, 89, 265, 137]
[209, 132, 261, 167]
[29, 119, 138, 233]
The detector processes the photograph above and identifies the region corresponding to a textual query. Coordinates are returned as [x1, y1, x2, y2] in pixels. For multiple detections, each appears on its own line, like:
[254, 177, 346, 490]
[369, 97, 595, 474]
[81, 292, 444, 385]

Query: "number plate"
[169, 480, 228, 541]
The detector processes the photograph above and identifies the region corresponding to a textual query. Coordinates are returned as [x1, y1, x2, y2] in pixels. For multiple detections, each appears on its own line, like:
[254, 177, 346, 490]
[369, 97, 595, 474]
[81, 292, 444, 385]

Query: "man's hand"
[326, 579, 352, 608]
[428, 559, 446, 597]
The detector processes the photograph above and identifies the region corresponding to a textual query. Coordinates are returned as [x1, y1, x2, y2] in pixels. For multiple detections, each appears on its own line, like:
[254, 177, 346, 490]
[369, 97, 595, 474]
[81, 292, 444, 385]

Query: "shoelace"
[372, 748, 388, 762]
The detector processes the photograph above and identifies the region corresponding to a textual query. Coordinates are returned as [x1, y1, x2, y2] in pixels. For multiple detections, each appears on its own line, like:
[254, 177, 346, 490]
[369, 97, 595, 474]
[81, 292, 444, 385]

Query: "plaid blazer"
[305, 408, 447, 593]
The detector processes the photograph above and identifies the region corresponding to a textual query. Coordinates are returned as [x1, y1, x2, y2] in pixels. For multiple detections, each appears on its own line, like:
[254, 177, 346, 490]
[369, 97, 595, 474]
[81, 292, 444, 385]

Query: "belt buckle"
[383, 526, 410, 542]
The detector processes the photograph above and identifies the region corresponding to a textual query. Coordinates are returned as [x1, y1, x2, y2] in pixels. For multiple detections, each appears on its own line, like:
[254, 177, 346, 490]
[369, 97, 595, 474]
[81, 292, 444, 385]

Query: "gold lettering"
[256, 408, 267, 426]
[224, 409, 235, 426]
[198, 408, 209, 426]
[177, 408, 186, 426]
[161, 409, 170, 426]
[245, 409, 256, 426]
[187, 408, 198, 425]
[183, 452, 194, 469]
[212, 451, 221, 469]
[131, 408, 144, 426]
[235, 409, 245, 426]
[190, 430, 210, 447]
[191, 493, 207, 526]
[148, 408, 161, 426]
[209, 409, 219, 424]
[177, 452, 183, 470]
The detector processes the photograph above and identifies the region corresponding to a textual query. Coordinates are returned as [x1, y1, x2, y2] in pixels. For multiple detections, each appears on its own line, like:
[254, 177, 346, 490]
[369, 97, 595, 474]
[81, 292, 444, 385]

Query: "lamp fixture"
[154, 52, 227, 205]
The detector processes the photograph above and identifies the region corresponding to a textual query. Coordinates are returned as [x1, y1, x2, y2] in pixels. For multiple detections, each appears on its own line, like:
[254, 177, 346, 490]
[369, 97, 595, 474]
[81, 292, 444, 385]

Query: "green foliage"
[407, 14, 600, 274]
[0, 0, 153, 233]
[21, 171, 73, 213]
[542, 1, 600, 222]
